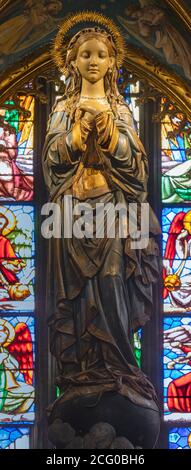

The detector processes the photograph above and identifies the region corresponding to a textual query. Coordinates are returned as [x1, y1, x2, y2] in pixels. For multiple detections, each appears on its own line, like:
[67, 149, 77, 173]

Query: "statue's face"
[75, 38, 114, 83]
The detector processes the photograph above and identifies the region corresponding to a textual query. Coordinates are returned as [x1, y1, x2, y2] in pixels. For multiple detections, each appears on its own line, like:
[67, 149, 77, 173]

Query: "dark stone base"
[48, 392, 160, 449]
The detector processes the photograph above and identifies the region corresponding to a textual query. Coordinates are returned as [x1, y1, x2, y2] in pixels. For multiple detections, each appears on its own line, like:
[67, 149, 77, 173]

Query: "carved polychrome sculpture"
[43, 12, 161, 449]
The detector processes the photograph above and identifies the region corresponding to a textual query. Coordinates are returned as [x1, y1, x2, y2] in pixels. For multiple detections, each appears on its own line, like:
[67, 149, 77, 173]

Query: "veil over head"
[52, 11, 125, 74]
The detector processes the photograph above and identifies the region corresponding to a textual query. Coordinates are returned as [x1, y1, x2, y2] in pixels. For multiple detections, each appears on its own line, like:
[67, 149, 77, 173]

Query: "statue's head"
[65, 28, 117, 85]
[53, 13, 125, 118]
[62, 27, 121, 118]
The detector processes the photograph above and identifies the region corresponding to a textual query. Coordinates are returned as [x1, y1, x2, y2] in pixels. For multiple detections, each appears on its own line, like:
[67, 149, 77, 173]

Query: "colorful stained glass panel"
[0, 205, 35, 257]
[0, 426, 29, 449]
[0, 315, 35, 424]
[164, 317, 191, 422]
[162, 120, 191, 152]
[0, 96, 34, 201]
[0, 204, 35, 312]
[169, 427, 191, 449]
[161, 110, 191, 203]
[0, 94, 35, 446]
[124, 82, 140, 132]
[133, 329, 142, 368]
[0, 258, 35, 313]
[162, 208, 191, 314]
[2, 96, 34, 122]
[0, 121, 33, 152]
[162, 161, 191, 203]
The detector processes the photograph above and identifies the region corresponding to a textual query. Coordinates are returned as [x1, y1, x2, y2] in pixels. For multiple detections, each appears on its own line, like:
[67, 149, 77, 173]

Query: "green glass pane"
[133, 330, 142, 368]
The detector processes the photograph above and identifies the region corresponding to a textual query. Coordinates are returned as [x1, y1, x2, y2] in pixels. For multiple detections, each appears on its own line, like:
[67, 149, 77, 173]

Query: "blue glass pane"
[169, 428, 191, 449]
[0, 426, 29, 449]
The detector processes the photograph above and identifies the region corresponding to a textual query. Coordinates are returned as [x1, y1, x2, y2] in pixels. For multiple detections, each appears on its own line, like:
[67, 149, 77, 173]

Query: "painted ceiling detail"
[0, 1, 190, 82]
[0, 1, 63, 61]
[118, 3, 191, 80]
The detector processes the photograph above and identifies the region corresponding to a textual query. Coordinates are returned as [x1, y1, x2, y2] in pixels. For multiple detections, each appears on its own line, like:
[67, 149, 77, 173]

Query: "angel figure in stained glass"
[0, 318, 34, 418]
[164, 325, 191, 413]
[162, 159, 191, 203]
[0, 122, 33, 201]
[0, 207, 30, 302]
[163, 211, 191, 309]
[161, 112, 191, 203]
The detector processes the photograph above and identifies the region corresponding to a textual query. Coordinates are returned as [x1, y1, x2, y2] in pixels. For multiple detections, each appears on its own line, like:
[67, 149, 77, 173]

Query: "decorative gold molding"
[0, 44, 191, 119]
[125, 44, 191, 120]
[0, 50, 54, 104]
[164, 0, 191, 33]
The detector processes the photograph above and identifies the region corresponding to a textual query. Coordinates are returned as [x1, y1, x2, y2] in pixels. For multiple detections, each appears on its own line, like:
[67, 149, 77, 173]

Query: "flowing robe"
[168, 345, 191, 413]
[0, 234, 21, 284]
[42, 98, 161, 408]
[0, 347, 34, 414]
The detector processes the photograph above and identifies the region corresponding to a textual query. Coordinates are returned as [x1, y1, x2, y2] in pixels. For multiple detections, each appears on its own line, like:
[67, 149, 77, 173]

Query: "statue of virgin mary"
[42, 12, 161, 444]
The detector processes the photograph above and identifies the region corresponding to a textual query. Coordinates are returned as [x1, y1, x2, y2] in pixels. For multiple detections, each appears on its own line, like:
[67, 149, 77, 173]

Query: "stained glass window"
[0, 95, 35, 447]
[161, 99, 191, 447]
[0, 316, 35, 424]
[124, 81, 140, 133]
[164, 317, 191, 422]
[0, 426, 29, 449]
[161, 99, 191, 204]
[169, 428, 191, 449]
[134, 329, 142, 368]
[0, 204, 35, 312]
[162, 207, 191, 314]
[124, 79, 142, 367]
[0, 97, 34, 202]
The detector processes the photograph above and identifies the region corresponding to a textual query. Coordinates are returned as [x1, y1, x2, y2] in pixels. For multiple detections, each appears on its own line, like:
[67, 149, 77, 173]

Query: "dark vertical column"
[32, 80, 56, 449]
[140, 99, 164, 448]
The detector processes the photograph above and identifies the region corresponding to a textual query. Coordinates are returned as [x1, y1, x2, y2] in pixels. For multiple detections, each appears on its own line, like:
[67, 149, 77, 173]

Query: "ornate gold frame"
[0, 44, 191, 119]
[124, 43, 191, 119]
[0, 50, 52, 103]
